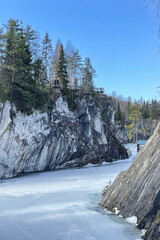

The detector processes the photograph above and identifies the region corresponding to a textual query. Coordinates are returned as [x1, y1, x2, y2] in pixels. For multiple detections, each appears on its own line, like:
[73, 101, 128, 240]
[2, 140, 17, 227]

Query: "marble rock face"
[0, 95, 128, 179]
[100, 122, 160, 240]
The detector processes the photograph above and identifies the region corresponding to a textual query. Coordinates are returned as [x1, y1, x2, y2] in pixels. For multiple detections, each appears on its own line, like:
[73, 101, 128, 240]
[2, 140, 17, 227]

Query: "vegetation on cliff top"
[0, 19, 96, 113]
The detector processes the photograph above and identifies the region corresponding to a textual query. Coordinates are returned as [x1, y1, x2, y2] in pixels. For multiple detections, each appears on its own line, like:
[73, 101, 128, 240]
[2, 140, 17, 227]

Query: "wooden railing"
[94, 88, 104, 93]
[53, 82, 110, 97]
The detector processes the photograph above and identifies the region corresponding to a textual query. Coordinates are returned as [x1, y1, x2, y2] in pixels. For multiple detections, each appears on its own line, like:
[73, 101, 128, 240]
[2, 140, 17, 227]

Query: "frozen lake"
[0, 144, 142, 240]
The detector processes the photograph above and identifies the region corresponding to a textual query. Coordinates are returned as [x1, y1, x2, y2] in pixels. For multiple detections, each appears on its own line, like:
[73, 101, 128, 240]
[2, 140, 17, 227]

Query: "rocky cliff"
[100, 122, 160, 240]
[0, 94, 128, 179]
[114, 123, 128, 144]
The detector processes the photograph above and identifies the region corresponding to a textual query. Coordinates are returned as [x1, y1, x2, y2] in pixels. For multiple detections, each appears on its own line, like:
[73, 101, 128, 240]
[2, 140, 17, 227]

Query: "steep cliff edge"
[0, 94, 128, 179]
[100, 122, 160, 240]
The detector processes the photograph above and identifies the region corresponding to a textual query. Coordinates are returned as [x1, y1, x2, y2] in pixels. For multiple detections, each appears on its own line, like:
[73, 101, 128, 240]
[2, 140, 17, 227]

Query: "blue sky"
[0, 0, 160, 100]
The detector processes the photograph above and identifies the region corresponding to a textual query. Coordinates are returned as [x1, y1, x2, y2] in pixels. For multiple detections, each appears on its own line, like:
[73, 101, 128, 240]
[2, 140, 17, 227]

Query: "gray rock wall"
[100, 122, 160, 240]
[0, 95, 128, 179]
[114, 123, 128, 144]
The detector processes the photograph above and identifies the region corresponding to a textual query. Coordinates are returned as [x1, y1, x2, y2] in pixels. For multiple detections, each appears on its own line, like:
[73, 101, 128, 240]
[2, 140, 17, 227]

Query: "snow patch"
[124, 143, 137, 161]
[126, 216, 138, 225]
[93, 112, 107, 144]
[114, 207, 120, 214]
[94, 113, 102, 133]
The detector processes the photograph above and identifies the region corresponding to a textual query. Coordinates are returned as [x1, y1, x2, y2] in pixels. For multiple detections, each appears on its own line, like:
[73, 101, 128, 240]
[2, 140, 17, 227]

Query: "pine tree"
[81, 57, 96, 93]
[127, 103, 142, 142]
[65, 46, 83, 89]
[71, 49, 82, 88]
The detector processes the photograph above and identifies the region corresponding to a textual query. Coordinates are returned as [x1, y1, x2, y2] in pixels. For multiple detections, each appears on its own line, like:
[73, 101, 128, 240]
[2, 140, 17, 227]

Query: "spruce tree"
[33, 58, 46, 87]
[141, 101, 150, 120]
[0, 27, 10, 101]
[0, 19, 20, 104]
[56, 44, 69, 95]
[65, 41, 75, 87]
[114, 102, 123, 122]
[125, 100, 131, 123]
[12, 26, 36, 112]
[0, 19, 38, 112]
[50, 39, 61, 83]
[42, 32, 52, 84]
[25, 25, 39, 59]
[151, 100, 159, 120]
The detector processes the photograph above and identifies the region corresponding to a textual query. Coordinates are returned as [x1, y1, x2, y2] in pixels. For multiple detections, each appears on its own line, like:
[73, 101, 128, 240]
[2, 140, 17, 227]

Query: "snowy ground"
[0, 144, 142, 240]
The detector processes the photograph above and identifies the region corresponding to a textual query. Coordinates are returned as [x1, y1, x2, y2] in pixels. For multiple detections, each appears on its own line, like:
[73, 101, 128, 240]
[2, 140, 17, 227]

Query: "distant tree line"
[112, 92, 160, 142]
[0, 19, 96, 113]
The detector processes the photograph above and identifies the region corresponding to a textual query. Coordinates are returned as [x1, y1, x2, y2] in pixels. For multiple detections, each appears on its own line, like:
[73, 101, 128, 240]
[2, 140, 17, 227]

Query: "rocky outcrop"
[100, 122, 160, 240]
[143, 223, 160, 240]
[0, 94, 128, 179]
[114, 123, 128, 144]
[141, 192, 160, 240]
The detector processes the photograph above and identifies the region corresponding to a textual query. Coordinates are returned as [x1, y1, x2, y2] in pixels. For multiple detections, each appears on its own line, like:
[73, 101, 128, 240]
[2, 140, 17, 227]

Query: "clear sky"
[0, 0, 160, 100]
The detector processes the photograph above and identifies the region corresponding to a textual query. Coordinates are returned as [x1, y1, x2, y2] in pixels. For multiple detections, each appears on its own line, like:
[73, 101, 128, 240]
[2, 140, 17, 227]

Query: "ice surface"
[0, 144, 141, 240]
